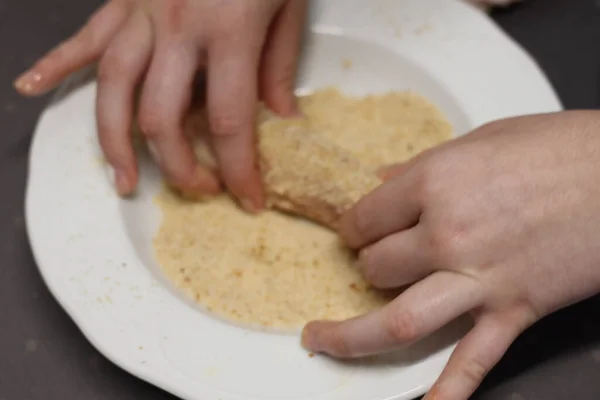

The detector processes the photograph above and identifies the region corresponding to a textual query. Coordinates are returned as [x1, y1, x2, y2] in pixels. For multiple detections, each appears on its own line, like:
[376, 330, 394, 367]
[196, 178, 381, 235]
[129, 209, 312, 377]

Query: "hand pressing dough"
[153, 88, 452, 330]
[186, 108, 383, 229]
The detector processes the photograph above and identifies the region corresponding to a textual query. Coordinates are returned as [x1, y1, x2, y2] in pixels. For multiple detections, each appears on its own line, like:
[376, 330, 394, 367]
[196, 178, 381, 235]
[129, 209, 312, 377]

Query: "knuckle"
[416, 155, 445, 201]
[209, 3, 273, 42]
[209, 111, 247, 137]
[385, 310, 420, 343]
[138, 110, 170, 139]
[459, 358, 489, 386]
[416, 154, 471, 267]
[427, 224, 465, 267]
[217, 4, 254, 29]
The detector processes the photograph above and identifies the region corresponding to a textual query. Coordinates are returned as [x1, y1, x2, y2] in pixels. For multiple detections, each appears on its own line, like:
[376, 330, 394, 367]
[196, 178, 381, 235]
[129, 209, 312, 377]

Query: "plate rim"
[25, 1, 563, 399]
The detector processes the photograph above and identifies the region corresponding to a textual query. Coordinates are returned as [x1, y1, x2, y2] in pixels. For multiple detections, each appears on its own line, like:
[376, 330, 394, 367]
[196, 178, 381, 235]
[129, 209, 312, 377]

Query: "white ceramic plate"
[26, 1, 562, 399]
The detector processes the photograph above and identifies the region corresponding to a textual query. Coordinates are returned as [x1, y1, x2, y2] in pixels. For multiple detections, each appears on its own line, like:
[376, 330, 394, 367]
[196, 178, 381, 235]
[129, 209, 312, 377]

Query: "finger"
[207, 31, 266, 212]
[259, 0, 307, 116]
[359, 224, 433, 288]
[14, 1, 129, 96]
[96, 11, 153, 196]
[138, 38, 220, 195]
[377, 142, 440, 181]
[302, 271, 483, 358]
[339, 165, 422, 249]
[424, 312, 530, 400]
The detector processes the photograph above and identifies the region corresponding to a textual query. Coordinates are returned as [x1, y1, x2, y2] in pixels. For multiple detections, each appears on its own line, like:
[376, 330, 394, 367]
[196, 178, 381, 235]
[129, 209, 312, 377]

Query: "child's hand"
[15, 0, 306, 210]
[302, 111, 600, 400]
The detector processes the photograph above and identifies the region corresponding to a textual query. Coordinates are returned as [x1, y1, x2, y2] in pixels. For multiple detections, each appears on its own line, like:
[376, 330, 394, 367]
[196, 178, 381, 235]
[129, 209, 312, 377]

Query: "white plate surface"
[26, 1, 562, 399]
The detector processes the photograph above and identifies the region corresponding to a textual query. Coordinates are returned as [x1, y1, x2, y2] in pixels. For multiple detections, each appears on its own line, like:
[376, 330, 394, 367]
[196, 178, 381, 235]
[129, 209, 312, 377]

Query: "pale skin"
[15, 1, 600, 399]
[303, 110, 600, 399]
[15, 0, 306, 211]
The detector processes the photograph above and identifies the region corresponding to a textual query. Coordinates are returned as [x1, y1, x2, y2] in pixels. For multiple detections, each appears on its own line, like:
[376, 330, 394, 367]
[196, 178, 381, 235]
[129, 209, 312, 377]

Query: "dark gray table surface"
[1, 0, 600, 399]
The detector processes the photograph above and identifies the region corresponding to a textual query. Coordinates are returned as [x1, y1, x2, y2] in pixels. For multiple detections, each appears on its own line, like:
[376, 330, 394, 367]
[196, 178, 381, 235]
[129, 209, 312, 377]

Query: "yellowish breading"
[153, 87, 452, 330]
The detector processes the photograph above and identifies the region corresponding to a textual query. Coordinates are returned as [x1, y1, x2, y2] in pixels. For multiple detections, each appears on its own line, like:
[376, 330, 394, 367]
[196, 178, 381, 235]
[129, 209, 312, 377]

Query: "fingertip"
[337, 209, 363, 249]
[116, 169, 136, 196]
[195, 165, 223, 195]
[262, 87, 302, 118]
[106, 164, 137, 197]
[183, 165, 223, 197]
[237, 188, 265, 214]
[240, 171, 266, 213]
[13, 70, 47, 96]
[145, 137, 223, 197]
[240, 196, 262, 214]
[301, 320, 328, 352]
[219, 155, 265, 213]
[300, 324, 313, 350]
[357, 246, 371, 273]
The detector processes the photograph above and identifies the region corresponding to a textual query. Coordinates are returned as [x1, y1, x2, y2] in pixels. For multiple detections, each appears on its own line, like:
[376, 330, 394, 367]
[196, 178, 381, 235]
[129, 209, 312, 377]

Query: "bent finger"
[339, 165, 423, 249]
[302, 271, 483, 358]
[359, 224, 434, 289]
[207, 31, 266, 212]
[15, 1, 129, 96]
[97, 11, 153, 196]
[139, 38, 220, 195]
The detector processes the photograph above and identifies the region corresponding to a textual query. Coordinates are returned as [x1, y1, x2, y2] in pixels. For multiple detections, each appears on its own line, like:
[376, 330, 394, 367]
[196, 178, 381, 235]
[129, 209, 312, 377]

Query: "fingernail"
[301, 325, 322, 352]
[14, 70, 42, 94]
[301, 327, 314, 350]
[115, 170, 132, 196]
[107, 166, 131, 196]
[240, 197, 260, 214]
